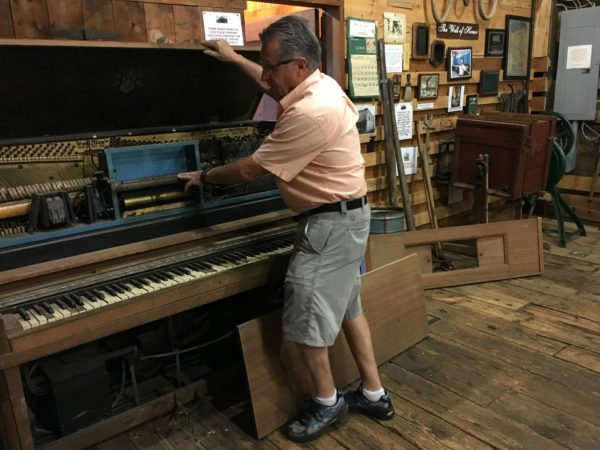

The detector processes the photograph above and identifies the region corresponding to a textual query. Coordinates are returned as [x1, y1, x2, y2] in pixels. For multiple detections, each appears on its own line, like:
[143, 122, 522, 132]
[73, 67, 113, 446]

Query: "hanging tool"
[392, 74, 402, 103]
[416, 114, 453, 270]
[404, 74, 413, 101]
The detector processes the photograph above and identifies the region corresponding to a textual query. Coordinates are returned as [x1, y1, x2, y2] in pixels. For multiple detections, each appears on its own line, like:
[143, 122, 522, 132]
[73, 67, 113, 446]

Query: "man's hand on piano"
[177, 171, 201, 191]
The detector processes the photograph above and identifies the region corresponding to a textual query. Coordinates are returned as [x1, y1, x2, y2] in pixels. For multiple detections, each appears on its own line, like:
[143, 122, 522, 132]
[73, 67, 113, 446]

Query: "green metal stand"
[539, 112, 586, 247]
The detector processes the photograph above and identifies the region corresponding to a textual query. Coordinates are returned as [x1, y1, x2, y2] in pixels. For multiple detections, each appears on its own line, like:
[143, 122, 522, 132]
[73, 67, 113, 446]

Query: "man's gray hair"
[260, 16, 322, 70]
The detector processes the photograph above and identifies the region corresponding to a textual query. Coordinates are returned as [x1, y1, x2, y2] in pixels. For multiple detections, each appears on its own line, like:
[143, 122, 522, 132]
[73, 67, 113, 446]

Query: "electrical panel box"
[553, 6, 600, 120]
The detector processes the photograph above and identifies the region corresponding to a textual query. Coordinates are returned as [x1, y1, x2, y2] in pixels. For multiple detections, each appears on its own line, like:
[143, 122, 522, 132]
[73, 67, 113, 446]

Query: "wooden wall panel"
[347, 1, 554, 220]
[10, 0, 50, 38]
[47, 0, 84, 39]
[113, 0, 147, 42]
[174, 5, 203, 44]
[144, 3, 175, 44]
[82, 0, 116, 40]
[0, 0, 15, 38]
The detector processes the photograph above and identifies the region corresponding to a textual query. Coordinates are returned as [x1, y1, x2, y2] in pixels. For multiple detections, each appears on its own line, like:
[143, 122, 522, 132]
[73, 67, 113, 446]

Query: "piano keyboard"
[4, 233, 295, 332]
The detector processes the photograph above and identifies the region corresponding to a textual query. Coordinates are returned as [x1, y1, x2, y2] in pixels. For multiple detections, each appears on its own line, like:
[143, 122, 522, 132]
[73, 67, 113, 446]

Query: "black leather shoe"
[344, 386, 395, 420]
[284, 393, 348, 442]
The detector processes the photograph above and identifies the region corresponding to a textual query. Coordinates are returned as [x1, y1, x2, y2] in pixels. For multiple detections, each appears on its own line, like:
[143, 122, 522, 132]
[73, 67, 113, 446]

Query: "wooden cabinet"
[452, 112, 556, 200]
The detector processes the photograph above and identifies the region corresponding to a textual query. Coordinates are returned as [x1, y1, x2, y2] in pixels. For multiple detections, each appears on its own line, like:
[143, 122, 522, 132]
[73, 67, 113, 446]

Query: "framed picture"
[503, 15, 531, 80]
[355, 103, 376, 136]
[465, 94, 478, 114]
[383, 12, 406, 43]
[484, 29, 505, 56]
[412, 23, 429, 59]
[417, 73, 439, 100]
[479, 70, 500, 96]
[447, 85, 465, 112]
[447, 47, 472, 81]
[430, 40, 445, 67]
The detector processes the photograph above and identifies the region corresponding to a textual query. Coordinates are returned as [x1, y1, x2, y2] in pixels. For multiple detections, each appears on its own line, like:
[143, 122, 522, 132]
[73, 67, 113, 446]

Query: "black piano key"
[171, 268, 187, 276]
[32, 304, 47, 316]
[110, 284, 125, 294]
[40, 302, 54, 314]
[56, 297, 72, 310]
[147, 275, 162, 284]
[212, 257, 229, 265]
[81, 291, 97, 302]
[193, 261, 212, 270]
[92, 289, 105, 300]
[17, 307, 30, 321]
[68, 294, 84, 306]
[153, 272, 170, 282]
[62, 296, 76, 309]
[189, 262, 208, 272]
[129, 279, 144, 289]
[103, 286, 117, 296]
[117, 282, 132, 292]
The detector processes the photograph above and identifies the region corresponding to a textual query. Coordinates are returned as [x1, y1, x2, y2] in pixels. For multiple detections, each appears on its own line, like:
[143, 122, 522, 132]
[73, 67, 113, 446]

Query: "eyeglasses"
[261, 58, 296, 72]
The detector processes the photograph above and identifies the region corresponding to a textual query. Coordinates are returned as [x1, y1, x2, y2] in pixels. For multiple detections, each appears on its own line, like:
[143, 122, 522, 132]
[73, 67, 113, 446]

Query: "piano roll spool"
[0, 201, 30, 219]
[121, 189, 191, 210]
[112, 175, 182, 193]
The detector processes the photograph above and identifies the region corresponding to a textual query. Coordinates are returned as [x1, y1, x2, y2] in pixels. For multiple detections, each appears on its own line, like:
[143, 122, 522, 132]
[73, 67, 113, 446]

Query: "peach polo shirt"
[252, 70, 367, 213]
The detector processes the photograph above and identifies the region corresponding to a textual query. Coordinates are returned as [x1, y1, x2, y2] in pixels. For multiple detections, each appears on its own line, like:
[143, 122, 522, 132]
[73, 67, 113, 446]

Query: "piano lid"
[0, 43, 264, 141]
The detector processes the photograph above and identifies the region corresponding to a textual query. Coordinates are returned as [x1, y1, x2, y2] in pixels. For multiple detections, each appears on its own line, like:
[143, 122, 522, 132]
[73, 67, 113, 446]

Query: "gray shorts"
[282, 203, 371, 347]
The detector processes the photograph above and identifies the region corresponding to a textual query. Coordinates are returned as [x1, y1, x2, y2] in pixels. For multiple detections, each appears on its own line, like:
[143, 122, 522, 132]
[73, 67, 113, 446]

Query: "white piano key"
[97, 290, 123, 304]
[25, 309, 44, 327]
[52, 303, 73, 318]
[80, 299, 95, 311]
[121, 283, 148, 297]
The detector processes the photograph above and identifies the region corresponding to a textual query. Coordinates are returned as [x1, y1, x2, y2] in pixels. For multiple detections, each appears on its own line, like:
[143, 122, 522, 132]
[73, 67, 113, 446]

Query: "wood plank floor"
[95, 221, 600, 450]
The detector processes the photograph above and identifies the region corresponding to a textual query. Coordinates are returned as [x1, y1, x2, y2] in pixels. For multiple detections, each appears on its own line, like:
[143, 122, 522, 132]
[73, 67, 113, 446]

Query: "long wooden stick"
[377, 40, 399, 208]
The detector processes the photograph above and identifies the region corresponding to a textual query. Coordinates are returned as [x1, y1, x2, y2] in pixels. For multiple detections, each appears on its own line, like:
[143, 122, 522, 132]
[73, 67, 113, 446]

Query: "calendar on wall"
[347, 18, 379, 99]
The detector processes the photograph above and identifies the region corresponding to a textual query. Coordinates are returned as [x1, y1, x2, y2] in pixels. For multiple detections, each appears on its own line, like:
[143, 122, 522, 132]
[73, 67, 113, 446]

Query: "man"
[178, 16, 394, 442]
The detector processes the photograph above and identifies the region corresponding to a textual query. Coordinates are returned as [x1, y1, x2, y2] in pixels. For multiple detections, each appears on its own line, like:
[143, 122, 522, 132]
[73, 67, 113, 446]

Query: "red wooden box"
[451, 112, 556, 200]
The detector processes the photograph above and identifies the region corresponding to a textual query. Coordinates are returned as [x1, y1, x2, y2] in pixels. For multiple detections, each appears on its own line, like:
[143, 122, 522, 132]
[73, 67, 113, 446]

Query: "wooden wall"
[0, 0, 247, 43]
[0, 0, 554, 228]
[346, 0, 554, 227]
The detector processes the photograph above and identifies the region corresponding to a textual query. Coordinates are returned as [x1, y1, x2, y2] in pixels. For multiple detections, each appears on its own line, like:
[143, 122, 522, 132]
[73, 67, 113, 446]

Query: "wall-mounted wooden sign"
[436, 22, 479, 40]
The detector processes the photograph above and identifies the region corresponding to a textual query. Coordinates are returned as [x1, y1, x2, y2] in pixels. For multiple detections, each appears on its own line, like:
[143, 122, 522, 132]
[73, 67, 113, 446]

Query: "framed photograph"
[447, 85, 465, 112]
[355, 103, 376, 136]
[484, 29, 505, 56]
[447, 47, 472, 81]
[417, 73, 439, 100]
[503, 15, 531, 80]
[479, 70, 500, 96]
[465, 94, 478, 114]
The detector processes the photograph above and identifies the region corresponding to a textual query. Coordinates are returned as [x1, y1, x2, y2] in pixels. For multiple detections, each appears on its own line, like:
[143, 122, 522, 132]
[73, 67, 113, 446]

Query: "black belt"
[305, 195, 368, 216]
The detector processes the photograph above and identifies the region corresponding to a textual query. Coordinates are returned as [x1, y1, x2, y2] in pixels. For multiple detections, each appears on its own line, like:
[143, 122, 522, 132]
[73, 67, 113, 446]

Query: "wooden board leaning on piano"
[238, 252, 428, 439]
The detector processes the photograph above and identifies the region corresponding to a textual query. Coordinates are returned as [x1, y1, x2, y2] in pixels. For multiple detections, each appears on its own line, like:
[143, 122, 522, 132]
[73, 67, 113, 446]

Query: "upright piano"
[0, 42, 294, 450]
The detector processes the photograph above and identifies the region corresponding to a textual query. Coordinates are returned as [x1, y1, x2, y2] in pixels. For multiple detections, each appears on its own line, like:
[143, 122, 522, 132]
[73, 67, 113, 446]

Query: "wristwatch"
[200, 167, 212, 184]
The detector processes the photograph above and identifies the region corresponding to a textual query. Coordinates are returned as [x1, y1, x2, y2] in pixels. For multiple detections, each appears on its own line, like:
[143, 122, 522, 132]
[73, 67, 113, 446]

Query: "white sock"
[314, 391, 337, 406]
[361, 386, 385, 402]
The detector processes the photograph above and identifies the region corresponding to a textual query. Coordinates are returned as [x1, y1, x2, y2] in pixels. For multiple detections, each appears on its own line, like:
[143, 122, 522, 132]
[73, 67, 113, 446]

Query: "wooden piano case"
[0, 41, 283, 450]
[452, 112, 556, 200]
